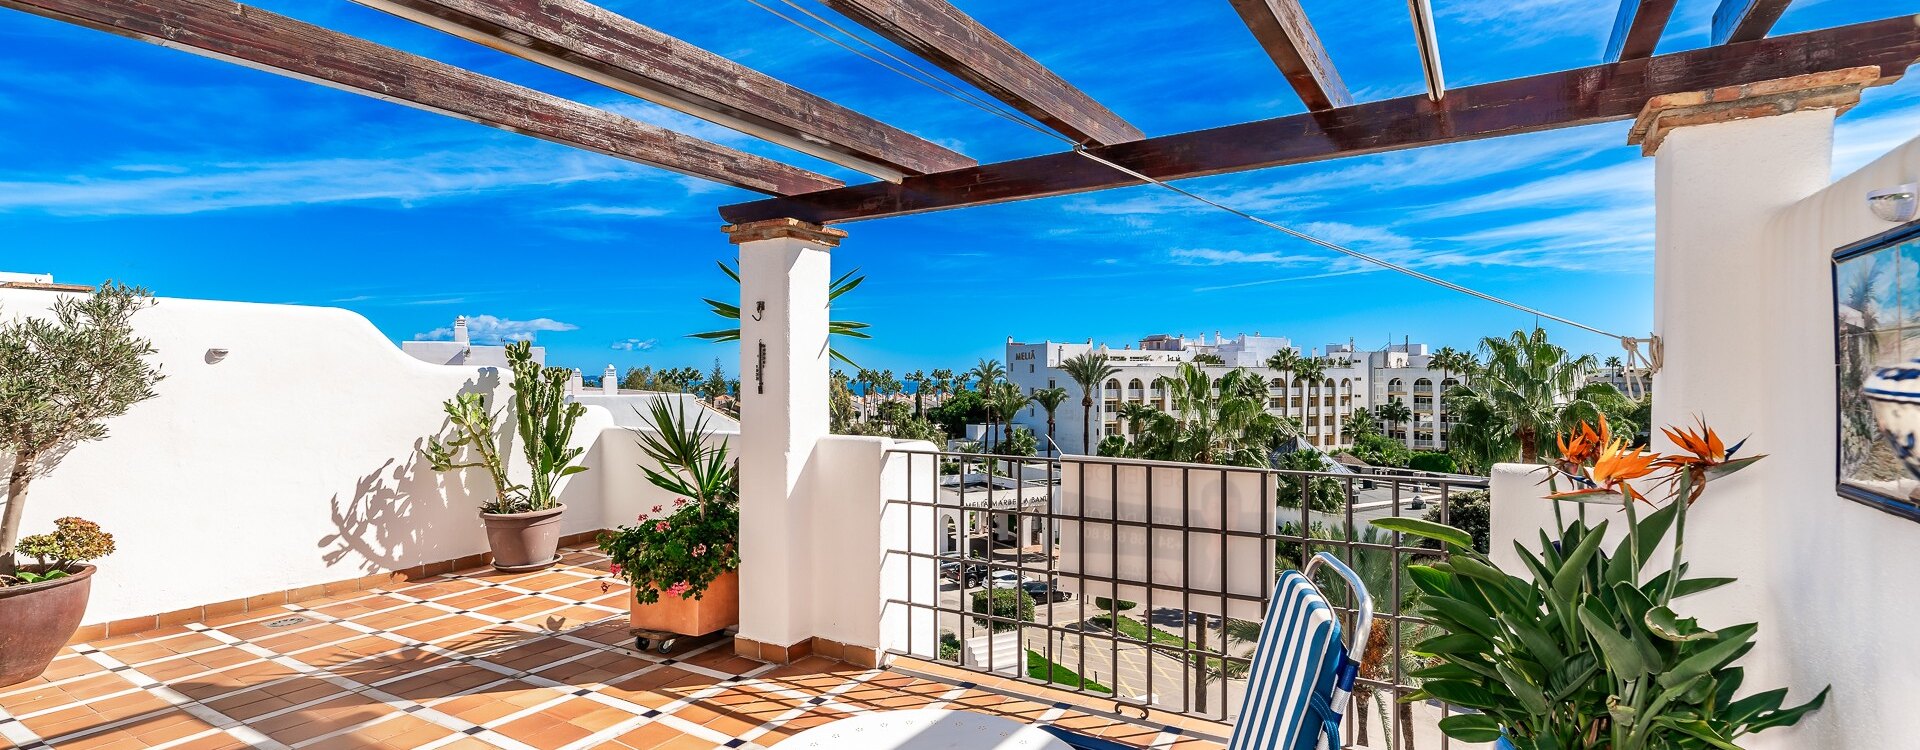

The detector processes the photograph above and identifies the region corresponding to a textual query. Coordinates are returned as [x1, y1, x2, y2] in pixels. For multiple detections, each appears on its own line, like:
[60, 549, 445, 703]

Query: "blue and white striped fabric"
[1226, 570, 1352, 750]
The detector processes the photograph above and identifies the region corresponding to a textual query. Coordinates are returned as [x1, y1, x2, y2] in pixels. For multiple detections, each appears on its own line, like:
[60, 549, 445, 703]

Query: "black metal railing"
[881, 448, 1490, 749]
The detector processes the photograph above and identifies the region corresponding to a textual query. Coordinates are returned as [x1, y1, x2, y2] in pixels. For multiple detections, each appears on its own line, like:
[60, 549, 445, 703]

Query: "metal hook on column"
[750, 301, 765, 321]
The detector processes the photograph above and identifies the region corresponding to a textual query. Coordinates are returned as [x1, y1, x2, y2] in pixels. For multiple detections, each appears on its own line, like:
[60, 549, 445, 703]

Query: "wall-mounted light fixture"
[204, 348, 230, 364]
[1869, 183, 1919, 222]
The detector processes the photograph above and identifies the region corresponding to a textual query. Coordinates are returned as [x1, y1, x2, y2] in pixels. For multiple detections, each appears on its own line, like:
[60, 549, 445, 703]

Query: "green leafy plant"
[9, 516, 116, 584]
[690, 260, 870, 366]
[424, 392, 523, 513]
[600, 398, 740, 604]
[0, 283, 162, 579]
[1373, 418, 1826, 749]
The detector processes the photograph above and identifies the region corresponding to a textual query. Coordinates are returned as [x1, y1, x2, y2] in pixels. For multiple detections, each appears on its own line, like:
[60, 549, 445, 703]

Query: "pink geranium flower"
[692, 544, 707, 557]
[609, 563, 623, 576]
[654, 520, 671, 532]
[652, 504, 664, 513]
[667, 581, 692, 596]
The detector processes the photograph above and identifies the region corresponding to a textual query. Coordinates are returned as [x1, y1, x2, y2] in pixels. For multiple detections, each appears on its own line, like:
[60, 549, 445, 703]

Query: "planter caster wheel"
[656, 639, 677, 654]
[634, 637, 651, 651]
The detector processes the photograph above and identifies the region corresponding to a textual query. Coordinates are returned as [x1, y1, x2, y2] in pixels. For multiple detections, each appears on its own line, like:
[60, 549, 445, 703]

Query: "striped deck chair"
[1041, 552, 1371, 750]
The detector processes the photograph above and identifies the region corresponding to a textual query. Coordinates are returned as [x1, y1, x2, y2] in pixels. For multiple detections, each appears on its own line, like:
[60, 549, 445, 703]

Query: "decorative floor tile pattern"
[0, 546, 1222, 750]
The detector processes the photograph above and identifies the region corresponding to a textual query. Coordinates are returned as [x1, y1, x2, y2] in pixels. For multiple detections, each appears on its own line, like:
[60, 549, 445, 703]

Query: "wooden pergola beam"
[816, 0, 1143, 146]
[4, 0, 841, 195]
[721, 15, 1920, 224]
[1712, 0, 1795, 45]
[1227, 0, 1350, 110]
[354, 0, 973, 182]
[1606, 0, 1680, 60]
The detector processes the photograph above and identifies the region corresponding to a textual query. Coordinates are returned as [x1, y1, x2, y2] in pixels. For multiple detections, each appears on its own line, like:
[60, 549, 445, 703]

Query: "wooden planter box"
[629, 570, 739, 637]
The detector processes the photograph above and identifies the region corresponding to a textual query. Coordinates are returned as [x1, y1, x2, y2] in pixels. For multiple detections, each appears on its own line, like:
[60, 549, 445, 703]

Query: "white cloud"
[1421, 160, 1652, 219]
[414, 315, 578, 344]
[611, 338, 658, 351]
[559, 204, 673, 218]
[1167, 248, 1316, 267]
[0, 147, 675, 216]
[1834, 102, 1920, 177]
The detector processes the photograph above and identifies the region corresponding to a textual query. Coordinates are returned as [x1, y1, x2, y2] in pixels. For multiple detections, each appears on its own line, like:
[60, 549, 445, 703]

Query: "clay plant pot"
[480, 505, 566, 572]
[0, 564, 95, 689]
[630, 570, 738, 637]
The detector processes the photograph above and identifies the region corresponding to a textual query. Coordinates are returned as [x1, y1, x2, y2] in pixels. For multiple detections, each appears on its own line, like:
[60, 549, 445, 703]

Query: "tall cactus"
[506, 341, 588, 511]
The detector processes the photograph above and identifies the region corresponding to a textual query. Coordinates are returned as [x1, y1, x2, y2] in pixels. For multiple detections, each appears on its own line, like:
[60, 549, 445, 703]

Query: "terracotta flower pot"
[0, 565, 95, 689]
[480, 505, 565, 572]
[629, 570, 738, 637]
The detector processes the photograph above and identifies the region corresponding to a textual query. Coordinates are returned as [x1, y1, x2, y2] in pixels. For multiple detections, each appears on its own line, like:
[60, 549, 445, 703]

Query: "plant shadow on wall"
[318, 370, 504, 574]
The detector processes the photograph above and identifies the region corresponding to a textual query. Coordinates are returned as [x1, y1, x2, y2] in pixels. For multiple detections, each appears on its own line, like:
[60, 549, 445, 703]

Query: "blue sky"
[3, 0, 1916, 378]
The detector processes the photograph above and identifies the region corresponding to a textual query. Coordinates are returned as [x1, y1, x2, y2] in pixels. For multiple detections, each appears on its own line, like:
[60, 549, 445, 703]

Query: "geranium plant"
[600, 398, 739, 603]
[1374, 417, 1826, 750]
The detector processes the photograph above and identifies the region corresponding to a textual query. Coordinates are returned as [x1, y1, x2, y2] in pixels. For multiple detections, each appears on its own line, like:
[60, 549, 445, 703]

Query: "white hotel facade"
[1004, 333, 1462, 455]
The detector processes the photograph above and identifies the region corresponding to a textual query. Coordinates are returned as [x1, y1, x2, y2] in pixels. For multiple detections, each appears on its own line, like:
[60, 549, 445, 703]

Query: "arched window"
[1388, 378, 1405, 392]
[1105, 378, 1122, 390]
[1128, 378, 1144, 391]
[1414, 377, 1433, 390]
[1270, 377, 1286, 389]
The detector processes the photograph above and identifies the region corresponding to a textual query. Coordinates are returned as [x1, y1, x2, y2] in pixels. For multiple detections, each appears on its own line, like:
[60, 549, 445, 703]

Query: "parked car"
[988, 569, 1030, 589]
[1021, 579, 1072, 602]
[939, 559, 986, 586]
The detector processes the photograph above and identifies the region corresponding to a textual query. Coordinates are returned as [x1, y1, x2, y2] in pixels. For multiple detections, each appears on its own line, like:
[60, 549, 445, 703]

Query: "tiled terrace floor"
[0, 546, 1223, 750]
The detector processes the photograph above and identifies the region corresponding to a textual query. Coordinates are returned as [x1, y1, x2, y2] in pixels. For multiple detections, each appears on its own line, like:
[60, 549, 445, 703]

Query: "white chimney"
[602, 365, 618, 395]
[452, 316, 469, 345]
[569, 369, 584, 395]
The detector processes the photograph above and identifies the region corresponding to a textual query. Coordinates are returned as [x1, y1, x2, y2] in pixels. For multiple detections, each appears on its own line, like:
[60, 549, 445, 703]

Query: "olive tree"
[0, 283, 163, 575]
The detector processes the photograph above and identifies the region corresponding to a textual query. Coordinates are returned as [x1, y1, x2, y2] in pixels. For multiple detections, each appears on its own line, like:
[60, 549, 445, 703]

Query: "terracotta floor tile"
[3, 556, 1223, 750]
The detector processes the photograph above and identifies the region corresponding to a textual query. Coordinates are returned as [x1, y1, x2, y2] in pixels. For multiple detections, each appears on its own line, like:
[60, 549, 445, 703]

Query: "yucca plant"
[506, 340, 586, 512]
[689, 260, 870, 366]
[1373, 418, 1825, 749]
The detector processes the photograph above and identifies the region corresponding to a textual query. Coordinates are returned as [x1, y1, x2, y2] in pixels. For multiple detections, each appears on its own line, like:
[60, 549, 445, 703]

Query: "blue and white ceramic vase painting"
[1865, 358, 1920, 487]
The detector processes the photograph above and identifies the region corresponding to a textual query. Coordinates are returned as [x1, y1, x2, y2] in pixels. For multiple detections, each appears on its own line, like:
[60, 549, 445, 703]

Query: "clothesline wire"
[736, 0, 1638, 345]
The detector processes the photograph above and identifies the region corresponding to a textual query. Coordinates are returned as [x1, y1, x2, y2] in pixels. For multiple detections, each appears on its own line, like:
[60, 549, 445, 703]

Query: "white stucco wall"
[1490, 124, 1920, 748]
[0, 290, 656, 626]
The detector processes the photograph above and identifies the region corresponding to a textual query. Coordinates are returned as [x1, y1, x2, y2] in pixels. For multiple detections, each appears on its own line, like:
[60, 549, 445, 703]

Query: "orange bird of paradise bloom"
[1551, 417, 1611, 482]
[1550, 431, 1661, 504]
[1654, 417, 1764, 504]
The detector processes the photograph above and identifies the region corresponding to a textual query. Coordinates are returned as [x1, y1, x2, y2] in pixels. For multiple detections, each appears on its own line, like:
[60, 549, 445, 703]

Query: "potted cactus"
[0, 283, 162, 687]
[427, 340, 586, 572]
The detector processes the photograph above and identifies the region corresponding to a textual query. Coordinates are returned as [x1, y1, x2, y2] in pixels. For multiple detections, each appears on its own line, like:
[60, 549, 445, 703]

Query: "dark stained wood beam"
[815, 0, 1142, 146]
[353, 0, 973, 182]
[3, 0, 841, 195]
[1606, 0, 1680, 60]
[1227, 0, 1350, 110]
[722, 15, 1920, 224]
[1712, 0, 1795, 45]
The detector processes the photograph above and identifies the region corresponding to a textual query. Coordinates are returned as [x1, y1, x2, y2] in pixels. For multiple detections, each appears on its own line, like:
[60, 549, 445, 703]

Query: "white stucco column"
[1632, 68, 1874, 741]
[725, 217, 845, 663]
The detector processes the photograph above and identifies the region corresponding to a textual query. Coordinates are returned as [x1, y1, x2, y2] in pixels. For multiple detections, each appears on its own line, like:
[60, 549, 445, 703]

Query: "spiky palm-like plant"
[1029, 387, 1069, 455]
[691, 260, 870, 367]
[1460, 328, 1610, 462]
[1059, 353, 1118, 455]
[969, 358, 1006, 445]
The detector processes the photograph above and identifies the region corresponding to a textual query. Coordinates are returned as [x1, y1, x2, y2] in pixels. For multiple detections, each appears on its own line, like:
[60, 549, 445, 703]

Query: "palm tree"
[1116, 402, 1158, 439]
[905, 370, 929, 416]
[969, 359, 1005, 445]
[1293, 357, 1328, 447]
[930, 368, 955, 408]
[990, 383, 1028, 451]
[1378, 397, 1414, 442]
[1342, 409, 1377, 437]
[1265, 349, 1302, 419]
[1060, 352, 1119, 455]
[1131, 365, 1285, 467]
[1030, 387, 1069, 455]
[1458, 327, 1611, 463]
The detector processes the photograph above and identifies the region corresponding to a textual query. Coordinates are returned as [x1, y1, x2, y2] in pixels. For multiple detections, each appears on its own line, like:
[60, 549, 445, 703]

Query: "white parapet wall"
[0, 289, 678, 626]
[1490, 127, 1920, 749]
